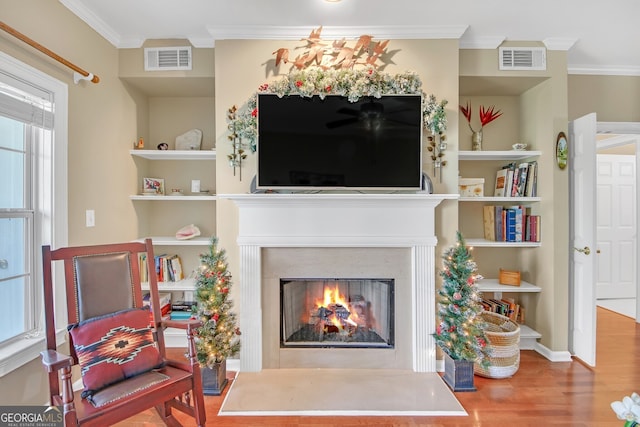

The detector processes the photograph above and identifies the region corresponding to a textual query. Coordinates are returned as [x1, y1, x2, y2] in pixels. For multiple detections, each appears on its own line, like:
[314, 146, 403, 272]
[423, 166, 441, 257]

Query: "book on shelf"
[150, 254, 185, 283]
[482, 297, 524, 324]
[483, 205, 541, 242]
[493, 161, 538, 198]
[483, 205, 496, 240]
[494, 168, 508, 197]
[171, 300, 196, 311]
[169, 311, 194, 320]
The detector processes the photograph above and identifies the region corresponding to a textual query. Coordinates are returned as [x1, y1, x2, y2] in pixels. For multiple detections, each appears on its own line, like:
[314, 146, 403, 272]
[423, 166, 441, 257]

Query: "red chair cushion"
[68, 307, 164, 398]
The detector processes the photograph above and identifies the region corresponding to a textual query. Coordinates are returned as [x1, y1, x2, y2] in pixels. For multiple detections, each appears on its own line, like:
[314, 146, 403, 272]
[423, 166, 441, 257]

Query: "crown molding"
[569, 65, 640, 76]
[207, 25, 468, 45]
[458, 36, 505, 50]
[59, 0, 139, 48]
[543, 37, 577, 51]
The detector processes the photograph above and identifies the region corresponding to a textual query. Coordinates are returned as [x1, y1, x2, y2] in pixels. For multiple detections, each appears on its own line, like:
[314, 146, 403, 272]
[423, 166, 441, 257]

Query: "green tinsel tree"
[193, 236, 241, 367]
[433, 231, 490, 366]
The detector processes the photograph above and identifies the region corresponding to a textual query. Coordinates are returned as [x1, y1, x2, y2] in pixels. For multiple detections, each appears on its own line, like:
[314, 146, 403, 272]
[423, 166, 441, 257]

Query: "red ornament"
[213, 313, 220, 321]
[221, 287, 229, 294]
[325, 85, 332, 92]
[295, 80, 303, 87]
[436, 324, 443, 335]
[453, 292, 462, 300]
[251, 108, 257, 117]
[258, 83, 269, 91]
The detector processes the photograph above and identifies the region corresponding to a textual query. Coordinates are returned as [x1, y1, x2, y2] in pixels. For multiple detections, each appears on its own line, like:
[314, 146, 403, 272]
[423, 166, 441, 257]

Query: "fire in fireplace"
[280, 278, 394, 348]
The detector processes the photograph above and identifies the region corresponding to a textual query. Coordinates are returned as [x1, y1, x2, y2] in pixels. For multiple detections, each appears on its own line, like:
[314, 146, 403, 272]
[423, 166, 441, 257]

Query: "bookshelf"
[130, 150, 216, 347]
[461, 149, 543, 349]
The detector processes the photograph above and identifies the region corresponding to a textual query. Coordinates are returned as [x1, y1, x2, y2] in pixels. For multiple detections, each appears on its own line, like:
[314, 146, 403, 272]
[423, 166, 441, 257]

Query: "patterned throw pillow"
[68, 307, 164, 398]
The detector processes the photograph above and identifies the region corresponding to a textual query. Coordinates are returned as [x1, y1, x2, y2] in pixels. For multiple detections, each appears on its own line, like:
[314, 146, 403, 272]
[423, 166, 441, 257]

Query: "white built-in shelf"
[130, 149, 216, 160]
[141, 278, 196, 291]
[477, 279, 541, 293]
[135, 236, 210, 246]
[518, 325, 542, 348]
[459, 196, 541, 202]
[459, 150, 542, 161]
[477, 279, 542, 349]
[467, 238, 541, 248]
[130, 194, 216, 201]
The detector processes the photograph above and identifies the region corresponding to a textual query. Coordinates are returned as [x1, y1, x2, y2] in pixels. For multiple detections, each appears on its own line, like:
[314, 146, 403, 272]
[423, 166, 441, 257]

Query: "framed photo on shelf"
[143, 177, 165, 195]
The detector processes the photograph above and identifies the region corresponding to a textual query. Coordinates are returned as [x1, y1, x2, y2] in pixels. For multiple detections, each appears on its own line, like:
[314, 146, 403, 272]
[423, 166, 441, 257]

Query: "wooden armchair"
[40, 238, 206, 426]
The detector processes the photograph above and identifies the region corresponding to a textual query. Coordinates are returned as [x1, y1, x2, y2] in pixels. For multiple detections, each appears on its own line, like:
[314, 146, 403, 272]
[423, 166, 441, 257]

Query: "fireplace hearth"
[280, 278, 394, 348]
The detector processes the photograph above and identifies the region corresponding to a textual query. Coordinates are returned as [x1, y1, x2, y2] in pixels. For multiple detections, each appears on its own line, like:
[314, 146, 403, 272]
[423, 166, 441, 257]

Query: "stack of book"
[483, 205, 541, 242]
[138, 253, 184, 283]
[493, 161, 538, 198]
[170, 300, 196, 320]
[143, 292, 172, 321]
[481, 297, 525, 324]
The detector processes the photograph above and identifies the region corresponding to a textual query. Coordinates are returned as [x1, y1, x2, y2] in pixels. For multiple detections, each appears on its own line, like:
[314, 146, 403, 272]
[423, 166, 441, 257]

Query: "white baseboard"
[533, 342, 573, 362]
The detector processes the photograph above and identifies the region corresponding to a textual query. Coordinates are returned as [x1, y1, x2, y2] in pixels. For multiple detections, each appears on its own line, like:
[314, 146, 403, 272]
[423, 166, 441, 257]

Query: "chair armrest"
[40, 349, 73, 372]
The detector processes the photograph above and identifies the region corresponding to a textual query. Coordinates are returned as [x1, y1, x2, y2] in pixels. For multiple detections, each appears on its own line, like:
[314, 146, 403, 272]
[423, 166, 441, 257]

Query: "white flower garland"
[227, 68, 447, 165]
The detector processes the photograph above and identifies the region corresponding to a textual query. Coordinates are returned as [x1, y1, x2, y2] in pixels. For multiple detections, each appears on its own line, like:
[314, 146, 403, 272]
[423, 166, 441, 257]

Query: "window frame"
[0, 51, 68, 376]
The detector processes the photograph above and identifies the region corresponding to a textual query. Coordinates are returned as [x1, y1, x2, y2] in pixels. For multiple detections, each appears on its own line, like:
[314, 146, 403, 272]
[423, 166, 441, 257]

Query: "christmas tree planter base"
[202, 360, 228, 396]
[442, 350, 477, 392]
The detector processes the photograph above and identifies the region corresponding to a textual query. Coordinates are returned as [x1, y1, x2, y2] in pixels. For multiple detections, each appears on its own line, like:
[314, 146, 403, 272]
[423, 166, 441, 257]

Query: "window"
[0, 52, 67, 370]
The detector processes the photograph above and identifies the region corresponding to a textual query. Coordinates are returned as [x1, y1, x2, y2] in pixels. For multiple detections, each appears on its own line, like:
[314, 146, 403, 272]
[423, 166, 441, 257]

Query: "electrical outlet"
[86, 209, 95, 227]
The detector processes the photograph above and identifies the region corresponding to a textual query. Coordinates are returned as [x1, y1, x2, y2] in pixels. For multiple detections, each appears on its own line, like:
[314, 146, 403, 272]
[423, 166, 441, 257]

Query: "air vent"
[144, 47, 192, 71]
[499, 47, 546, 71]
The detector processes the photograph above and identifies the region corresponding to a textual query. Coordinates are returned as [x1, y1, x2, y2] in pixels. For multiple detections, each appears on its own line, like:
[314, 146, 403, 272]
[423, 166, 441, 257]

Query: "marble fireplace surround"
[222, 193, 457, 373]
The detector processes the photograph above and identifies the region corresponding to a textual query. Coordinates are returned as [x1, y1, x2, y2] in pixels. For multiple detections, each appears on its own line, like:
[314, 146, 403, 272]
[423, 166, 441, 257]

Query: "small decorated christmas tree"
[193, 236, 241, 368]
[434, 231, 489, 366]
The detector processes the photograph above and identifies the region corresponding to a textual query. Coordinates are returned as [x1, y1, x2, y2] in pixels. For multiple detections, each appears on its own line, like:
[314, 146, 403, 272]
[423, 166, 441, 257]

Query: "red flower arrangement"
[459, 102, 502, 133]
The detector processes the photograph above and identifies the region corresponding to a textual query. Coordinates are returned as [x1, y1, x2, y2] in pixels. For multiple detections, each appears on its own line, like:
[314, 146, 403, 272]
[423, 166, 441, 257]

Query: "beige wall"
[569, 75, 640, 122]
[0, 0, 138, 404]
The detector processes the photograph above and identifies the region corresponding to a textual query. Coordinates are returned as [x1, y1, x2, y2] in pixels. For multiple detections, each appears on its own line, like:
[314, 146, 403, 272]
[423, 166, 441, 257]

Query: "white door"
[569, 113, 598, 367]
[597, 154, 636, 299]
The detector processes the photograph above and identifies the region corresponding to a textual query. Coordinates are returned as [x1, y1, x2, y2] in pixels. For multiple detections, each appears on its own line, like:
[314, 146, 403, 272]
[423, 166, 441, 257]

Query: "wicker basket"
[475, 311, 521, 379]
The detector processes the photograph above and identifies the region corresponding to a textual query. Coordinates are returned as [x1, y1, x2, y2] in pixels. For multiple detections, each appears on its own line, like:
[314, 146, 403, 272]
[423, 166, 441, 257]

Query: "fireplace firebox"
[280, 278, 394, 349]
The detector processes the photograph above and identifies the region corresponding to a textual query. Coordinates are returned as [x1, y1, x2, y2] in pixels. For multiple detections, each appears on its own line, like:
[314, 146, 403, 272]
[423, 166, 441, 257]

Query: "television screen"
[256, 94, 423, 190]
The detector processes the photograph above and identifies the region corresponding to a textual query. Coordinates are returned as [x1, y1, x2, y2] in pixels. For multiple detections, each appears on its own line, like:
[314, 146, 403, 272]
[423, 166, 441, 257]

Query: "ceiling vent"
[499, 47, 546, 71]
[144, 47, 192, 71]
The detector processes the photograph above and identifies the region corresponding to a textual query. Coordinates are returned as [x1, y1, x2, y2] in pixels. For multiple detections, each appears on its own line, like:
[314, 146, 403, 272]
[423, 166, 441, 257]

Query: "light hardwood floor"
[121, 307, 638, 426]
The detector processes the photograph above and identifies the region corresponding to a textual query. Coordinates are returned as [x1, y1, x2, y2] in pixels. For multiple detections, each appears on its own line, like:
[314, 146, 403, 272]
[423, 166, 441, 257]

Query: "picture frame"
[556, 132, 568, 169]
[143, 177, 165, 195]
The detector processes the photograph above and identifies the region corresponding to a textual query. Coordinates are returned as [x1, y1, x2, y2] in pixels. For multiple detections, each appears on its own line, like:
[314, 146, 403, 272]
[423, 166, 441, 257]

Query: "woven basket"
[475, 311, 520, 379]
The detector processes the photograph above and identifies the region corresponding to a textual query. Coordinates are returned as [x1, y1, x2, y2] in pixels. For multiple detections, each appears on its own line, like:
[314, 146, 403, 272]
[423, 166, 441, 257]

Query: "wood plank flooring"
[119, 307, 639, 426]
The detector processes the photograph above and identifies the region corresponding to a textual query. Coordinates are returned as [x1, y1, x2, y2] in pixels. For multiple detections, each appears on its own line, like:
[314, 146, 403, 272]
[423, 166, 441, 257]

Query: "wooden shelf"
[459, 150, 542, 161]
[141, 278, 196, 291]
[459, 196, 541, 202]
[466, 238, 541, 248]
[130, 149, 216, 160]
[135, 236, 210, 246]
[130, 194, 216, 201]
[477, 279, 541, 293]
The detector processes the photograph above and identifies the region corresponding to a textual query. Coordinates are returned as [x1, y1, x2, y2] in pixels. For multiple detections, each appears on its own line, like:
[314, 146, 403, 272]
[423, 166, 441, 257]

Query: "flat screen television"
[256, 94, 423, 191]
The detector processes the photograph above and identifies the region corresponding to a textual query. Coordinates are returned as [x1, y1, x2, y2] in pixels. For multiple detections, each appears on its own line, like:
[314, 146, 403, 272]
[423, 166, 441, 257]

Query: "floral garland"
[227, 68, 448, 166]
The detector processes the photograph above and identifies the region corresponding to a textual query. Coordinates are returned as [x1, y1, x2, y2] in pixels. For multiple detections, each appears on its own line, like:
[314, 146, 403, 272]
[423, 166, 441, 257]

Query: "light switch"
[86, 209, 95, 227]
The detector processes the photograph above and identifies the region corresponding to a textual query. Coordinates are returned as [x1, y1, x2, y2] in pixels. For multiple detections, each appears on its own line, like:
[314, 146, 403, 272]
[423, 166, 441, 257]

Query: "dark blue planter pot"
[442, 350, 477, 392]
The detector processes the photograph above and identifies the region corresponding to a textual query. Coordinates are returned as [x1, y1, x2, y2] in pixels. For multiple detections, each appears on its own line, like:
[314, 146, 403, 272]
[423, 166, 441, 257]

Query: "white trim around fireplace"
[221, 193, 458, 373]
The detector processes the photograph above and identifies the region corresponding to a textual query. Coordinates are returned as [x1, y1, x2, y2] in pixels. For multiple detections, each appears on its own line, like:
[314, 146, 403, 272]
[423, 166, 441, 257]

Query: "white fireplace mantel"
[221, 193, 457, 372]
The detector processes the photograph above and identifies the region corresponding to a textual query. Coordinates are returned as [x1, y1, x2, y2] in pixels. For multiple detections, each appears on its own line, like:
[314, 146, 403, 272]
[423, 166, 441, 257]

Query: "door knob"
[574, 246, 591, 255]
